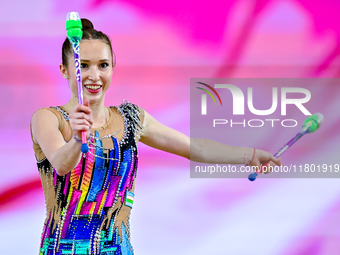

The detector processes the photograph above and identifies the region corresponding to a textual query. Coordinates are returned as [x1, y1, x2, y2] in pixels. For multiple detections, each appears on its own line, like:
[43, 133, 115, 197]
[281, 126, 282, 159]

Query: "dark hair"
[62, 18, 114, 66]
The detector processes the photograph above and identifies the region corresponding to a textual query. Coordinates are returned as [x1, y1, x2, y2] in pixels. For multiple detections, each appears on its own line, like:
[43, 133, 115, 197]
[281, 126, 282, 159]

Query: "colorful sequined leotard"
[31, 101, 144, 255]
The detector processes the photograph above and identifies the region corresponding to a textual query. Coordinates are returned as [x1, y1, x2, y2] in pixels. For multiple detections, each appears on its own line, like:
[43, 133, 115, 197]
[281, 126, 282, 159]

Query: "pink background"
[1, 0, 340, 254]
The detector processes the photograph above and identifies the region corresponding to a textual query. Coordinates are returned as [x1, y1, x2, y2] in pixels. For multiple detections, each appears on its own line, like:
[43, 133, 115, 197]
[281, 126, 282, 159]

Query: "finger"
[84, 99, 90, 107]
[76, 104, 92, 114]
[271, 156, 282, 166]
[72, 119, 92, 127]
[71, 112, 93, 124]
[73, 122, 92, 131]
[260, 163, 269, 174]
[75, 125, 91, 132]
[70, 120, 90, 130]
[262, 163, 274, 174]
[75, 113, 92, 123]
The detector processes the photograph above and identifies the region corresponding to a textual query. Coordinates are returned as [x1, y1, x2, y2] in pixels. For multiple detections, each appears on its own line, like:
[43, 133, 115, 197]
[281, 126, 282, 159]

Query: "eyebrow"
[80, 59, 110, 62]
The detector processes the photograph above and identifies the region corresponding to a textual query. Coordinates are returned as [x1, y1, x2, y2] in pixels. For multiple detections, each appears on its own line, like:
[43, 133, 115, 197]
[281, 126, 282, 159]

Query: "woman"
[30, 19, 281, 255]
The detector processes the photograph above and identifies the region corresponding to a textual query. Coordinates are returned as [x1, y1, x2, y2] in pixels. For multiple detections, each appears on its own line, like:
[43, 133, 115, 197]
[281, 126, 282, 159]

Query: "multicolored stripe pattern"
[37, 102, 143, 255]
[125, 191, 134, 208]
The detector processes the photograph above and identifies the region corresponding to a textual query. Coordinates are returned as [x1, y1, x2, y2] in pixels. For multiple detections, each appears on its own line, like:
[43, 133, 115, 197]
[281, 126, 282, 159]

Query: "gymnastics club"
[66, 12, 89, 153]
[248, 113, 324, 181]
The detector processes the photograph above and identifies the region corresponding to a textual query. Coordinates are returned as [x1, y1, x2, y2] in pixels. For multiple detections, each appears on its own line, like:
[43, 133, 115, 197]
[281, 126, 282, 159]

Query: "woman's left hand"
[249, 149, 282, 174]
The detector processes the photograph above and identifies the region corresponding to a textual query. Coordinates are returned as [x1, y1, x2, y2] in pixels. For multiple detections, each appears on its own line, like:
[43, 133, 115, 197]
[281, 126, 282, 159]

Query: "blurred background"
[1, 0, 340, 254]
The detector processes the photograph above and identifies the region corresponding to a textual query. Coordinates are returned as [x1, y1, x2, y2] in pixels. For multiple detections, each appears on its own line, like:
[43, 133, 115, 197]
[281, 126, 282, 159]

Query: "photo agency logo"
[196, 81, 312, 128]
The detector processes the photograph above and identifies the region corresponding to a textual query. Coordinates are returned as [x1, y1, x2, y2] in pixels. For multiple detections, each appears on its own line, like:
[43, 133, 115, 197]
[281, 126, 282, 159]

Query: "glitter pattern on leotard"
[35, 101, 144, 255]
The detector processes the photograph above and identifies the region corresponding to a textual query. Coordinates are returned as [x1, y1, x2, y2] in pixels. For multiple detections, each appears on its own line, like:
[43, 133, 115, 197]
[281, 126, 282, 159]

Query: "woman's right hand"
[69, 99, 93, 140]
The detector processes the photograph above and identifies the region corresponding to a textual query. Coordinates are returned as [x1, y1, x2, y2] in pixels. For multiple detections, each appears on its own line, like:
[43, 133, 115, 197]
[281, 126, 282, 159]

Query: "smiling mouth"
[84, 85, 102, 93]
[85, 85, 101, 90]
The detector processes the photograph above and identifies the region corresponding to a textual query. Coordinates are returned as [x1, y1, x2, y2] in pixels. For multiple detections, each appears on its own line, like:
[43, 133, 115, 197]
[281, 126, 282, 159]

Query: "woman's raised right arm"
[31, 102, 93, 176]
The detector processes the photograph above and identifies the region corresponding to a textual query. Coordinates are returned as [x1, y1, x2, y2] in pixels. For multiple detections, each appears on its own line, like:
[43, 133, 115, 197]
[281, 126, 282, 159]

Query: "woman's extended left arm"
[139, 111, 281, 169]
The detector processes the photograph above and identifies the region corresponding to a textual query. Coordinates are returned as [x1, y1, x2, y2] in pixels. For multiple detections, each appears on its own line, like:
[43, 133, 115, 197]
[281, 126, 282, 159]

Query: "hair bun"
[81, 18, 94, 30]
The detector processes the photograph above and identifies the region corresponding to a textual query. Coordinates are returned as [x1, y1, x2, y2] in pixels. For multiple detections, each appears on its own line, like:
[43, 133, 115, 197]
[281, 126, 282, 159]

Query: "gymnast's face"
[61, 40, 113, 105]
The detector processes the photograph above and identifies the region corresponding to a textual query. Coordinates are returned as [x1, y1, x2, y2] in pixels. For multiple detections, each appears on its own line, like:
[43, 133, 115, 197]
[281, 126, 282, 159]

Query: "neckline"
[92, 107, 112, 130]
[59, 105, 113, 130]
[56, 105, 128, 144]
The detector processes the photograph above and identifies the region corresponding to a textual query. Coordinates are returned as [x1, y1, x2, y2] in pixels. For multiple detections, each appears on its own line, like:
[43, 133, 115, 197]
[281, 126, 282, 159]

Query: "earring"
[64, 75, 68, 78]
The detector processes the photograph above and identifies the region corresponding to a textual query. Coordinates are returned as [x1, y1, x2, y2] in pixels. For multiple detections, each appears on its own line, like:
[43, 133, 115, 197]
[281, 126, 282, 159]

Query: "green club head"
[302, 113, 324, 133]
[66, 12, 82, 41]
